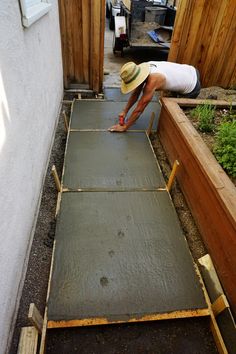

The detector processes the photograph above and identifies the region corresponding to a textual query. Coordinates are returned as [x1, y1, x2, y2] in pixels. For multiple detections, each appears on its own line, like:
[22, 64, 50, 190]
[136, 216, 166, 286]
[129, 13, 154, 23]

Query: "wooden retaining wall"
[58, 0, 105, 92]
[158, 98, 236, 315]
[168, 0, 236, 88]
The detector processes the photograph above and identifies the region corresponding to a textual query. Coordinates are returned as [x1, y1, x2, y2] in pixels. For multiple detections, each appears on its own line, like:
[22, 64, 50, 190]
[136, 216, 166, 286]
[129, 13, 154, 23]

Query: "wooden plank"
[39, 240, 57, 354]
[158, 99, 236, 314]
[17, 327, 38, 354]
[51, 165, 61, 192]
[169, 0, 236, 87]
[58, 0, 68, 88]
[73, 0, 83, 83]
[66, 0, 75, 85]
[166, 160, 180, 192]
[82, 0, 90, 83]
[219, 7, 236, 88]
[146, 112, 155, 136]
[89, 0, 94, 92]
[168, 0, 189, 62]
[187, 0, 217, 70]
[198, 254, 224, 303]
[200, 0, 229, 86]
[47, 309, 210, 328]
[198, 254, 236, 353]
[204, 0, 236, 86]
[180, 0, 205, 64]
[212, 295, 229, 318]
[99, 0, 105, 93]
[90, 0, 101, 92]
[163, 98, 232, 107]
[195, 265, 228, 354]
[28, 303, 43, 334]
[229, 61, 236, 88]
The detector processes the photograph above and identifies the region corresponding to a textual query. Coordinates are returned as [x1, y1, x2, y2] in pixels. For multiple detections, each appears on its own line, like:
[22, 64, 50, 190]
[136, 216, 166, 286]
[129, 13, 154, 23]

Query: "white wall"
[0, 1, 63, 352]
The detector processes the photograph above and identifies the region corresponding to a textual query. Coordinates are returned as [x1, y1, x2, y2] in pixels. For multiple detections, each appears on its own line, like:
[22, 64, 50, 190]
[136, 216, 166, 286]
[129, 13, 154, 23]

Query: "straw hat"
[120, 62, 150, 94]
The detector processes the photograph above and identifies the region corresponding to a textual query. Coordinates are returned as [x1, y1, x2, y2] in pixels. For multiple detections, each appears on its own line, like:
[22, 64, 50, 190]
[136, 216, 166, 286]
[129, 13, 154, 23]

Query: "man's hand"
[108, 124, 127, 133]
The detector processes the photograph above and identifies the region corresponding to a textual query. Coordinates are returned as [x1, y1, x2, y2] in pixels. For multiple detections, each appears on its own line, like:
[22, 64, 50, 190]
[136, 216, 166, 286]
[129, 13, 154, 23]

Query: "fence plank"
[169, 0, 236, 87]
[58, 0, 104, 90]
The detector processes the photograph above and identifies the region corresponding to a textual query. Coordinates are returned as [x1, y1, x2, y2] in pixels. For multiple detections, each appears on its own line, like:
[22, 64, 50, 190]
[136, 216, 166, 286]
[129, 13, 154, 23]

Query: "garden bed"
[158, 98, 236, 316]
[185, 104, 236, 186]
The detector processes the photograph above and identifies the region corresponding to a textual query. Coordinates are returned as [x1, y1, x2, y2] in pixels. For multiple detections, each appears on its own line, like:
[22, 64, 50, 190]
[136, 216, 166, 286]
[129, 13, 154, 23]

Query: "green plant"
[190, 104, 215, 132]
[214, 120, 236, 177]
[222, 101, 236, 122]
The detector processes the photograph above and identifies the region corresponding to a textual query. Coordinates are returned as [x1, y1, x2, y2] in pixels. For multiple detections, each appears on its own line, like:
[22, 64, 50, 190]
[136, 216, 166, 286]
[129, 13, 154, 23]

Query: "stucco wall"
[0, 1, 63, 352]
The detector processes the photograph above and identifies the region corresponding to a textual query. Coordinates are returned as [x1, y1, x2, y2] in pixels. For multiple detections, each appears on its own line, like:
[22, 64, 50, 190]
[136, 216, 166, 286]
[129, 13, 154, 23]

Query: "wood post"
[51, 165, 61, 192]
[28, 303, 43, 334]
[167, 160, 180, 192]
[147, 112, 155, 136]
[212, 295, 229, 318]
[17, 327, 38, 354]
[195, 265, 228, 354]
[63, 111, 69, 132]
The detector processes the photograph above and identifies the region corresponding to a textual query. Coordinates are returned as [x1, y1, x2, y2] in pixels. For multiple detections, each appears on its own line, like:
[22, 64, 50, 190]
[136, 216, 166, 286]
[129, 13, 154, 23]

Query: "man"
[108, 61, 201, 132]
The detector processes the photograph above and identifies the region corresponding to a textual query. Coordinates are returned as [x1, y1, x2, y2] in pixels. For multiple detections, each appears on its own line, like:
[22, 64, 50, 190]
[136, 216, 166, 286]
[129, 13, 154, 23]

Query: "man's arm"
[123, 90, 154, 130]
[121, 84, 143, 116]
[108, 88, 154, 132]
[108, 73, 165, 132]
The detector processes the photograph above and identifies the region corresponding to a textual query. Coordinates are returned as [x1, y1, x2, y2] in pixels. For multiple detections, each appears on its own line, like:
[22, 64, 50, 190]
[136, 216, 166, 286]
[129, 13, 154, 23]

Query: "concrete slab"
[62, 132, 165, 190]
[48, 191, 207, 325]
[70, 100, 160, 131]
[103, 87, 158, 102]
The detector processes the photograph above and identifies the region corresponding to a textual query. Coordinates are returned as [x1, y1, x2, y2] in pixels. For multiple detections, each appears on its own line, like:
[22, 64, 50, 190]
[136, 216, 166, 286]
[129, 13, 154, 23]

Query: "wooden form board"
[58, 0, 105, 92]
[47, 191, 208, 327]
[168, 0, 236, 88]
[158, 97, 236, 315]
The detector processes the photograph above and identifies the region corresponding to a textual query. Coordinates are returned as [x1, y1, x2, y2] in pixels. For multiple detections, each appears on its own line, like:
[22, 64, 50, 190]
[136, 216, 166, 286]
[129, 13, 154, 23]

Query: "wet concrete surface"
[10, 18, 221, 354]
[48, 191, 206, 323]
[62, 132, 165, 190]
[70, 100, 160, 131]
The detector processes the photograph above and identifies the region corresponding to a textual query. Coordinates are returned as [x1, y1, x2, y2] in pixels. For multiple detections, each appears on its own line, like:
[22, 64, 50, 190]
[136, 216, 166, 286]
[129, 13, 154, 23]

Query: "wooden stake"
[212, 295, 229, 317]
[51, 165, 61, 192]
[63, 111, 69, 132]
[167, 160, 180, 192]
[55, 192, 62, 217]
[39, 240, 56, 354]
[147, 112, 155, 136]
[194, 265, 228, 354]
[28, 303, 43, 334]
[17, 327, 38, 354]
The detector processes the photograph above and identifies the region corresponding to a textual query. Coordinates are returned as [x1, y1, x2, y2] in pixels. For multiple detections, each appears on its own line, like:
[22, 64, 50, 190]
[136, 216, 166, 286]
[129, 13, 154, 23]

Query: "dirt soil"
[10, 87, 235, 353]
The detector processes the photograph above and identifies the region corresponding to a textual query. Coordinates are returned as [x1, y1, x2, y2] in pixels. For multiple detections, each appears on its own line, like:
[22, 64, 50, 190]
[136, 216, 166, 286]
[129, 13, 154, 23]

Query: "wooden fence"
[58, 0, 105, 92]
[168, 0, 236, 88]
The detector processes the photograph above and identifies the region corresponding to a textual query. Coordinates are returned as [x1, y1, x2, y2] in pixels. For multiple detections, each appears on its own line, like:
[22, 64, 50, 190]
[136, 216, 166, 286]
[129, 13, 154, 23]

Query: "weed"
[222, 101, 236, 122]
[214, 120, 236, 177]
[190, 103, 215, 132]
